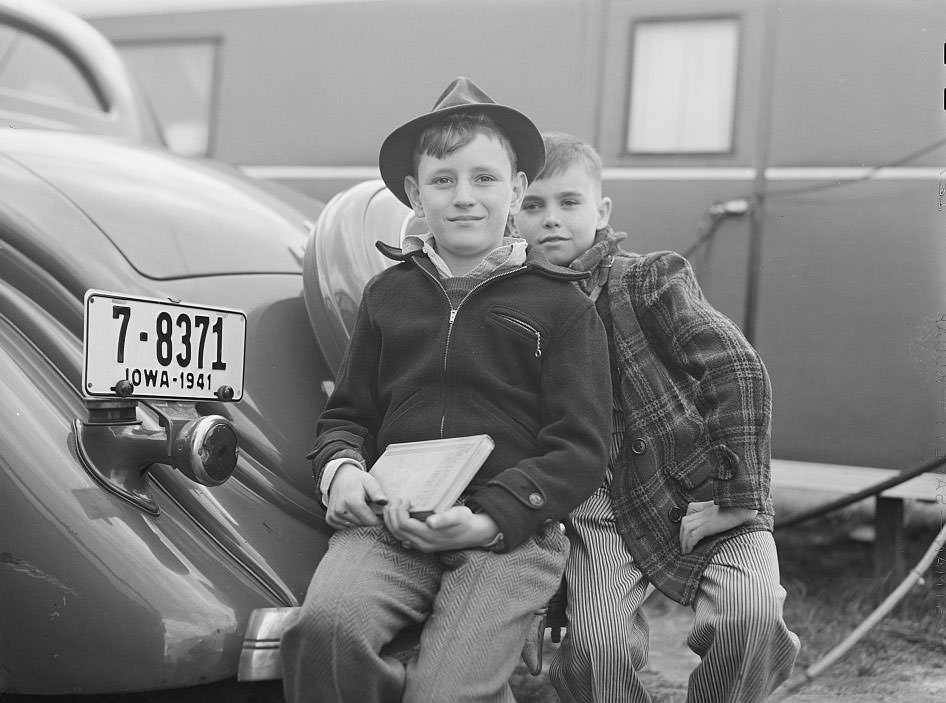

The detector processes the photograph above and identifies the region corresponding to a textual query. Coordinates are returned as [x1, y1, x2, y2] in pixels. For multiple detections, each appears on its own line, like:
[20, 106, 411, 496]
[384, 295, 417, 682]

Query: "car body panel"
[0, 222, 334, 695]
[0, 310, 292, 693]
[0, 0, 335, 694]
[2, 130, 308, 279]
[302, 179, 414, 374]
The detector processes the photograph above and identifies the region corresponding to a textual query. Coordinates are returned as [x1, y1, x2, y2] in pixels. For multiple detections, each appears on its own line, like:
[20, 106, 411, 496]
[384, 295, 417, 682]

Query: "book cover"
[368, 434, 494, 519]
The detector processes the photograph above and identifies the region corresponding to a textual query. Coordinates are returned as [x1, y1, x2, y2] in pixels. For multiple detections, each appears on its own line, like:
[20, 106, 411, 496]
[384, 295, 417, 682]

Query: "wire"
[680, 135, 946, 256]
[766, 135, 946, 200]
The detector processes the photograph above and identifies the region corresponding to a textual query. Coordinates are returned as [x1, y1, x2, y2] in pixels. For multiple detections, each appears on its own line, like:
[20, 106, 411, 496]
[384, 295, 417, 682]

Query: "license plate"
[83, 290, 246, 401]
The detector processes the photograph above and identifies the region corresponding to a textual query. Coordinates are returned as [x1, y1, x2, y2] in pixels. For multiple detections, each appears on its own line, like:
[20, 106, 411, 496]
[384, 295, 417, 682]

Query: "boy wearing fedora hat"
[280, 79, 612, 702]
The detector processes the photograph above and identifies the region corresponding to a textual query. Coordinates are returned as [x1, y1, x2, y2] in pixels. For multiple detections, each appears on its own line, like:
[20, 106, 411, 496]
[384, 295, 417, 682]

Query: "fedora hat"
[379, 77, 545, 207]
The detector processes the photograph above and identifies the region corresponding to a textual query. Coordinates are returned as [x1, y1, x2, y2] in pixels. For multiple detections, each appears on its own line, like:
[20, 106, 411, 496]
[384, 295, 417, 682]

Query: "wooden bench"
[770, 459, 944, 580]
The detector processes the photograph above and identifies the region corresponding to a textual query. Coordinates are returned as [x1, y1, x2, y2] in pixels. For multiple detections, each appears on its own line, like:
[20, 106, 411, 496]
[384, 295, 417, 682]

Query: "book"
[368, 434, 495, 519]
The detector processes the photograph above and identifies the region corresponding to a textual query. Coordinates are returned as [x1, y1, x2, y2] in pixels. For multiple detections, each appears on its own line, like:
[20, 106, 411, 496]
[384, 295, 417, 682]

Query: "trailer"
[59, 0, 946, 488]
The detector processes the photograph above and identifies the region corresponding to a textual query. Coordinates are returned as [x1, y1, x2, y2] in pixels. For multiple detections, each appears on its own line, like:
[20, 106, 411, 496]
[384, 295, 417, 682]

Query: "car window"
[118, 40, 217, 156]
[0, 23, 102, 112]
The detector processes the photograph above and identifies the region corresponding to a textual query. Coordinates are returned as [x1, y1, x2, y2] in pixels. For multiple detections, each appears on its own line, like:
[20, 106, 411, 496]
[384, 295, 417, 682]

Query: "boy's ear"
[596, 195, 613, 229]
[404, 176, 425, 218]
[508, 171, 528, 215]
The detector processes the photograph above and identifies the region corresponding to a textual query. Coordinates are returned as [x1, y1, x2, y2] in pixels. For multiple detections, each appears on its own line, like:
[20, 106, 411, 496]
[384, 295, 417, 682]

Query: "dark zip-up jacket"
[309, 242, 612, 550]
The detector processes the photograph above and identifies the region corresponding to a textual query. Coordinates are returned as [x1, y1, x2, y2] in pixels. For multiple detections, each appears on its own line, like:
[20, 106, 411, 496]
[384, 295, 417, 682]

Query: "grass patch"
[775, 511, 946, 692]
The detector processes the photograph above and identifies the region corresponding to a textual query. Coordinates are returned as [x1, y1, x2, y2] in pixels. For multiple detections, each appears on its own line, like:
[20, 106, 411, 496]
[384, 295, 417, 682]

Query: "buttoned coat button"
[528, 492, 544, 507]
[630, 438, 647, 455]
[668, 506, 684, 523]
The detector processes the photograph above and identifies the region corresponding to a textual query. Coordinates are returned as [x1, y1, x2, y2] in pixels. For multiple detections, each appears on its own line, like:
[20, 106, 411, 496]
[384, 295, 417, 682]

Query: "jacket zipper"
[416, 264, 528, 437]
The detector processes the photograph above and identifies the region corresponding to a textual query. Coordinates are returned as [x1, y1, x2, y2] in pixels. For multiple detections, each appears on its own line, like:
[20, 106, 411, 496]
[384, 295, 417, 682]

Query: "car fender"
[0, 299, 323, 694]
[0, 134, 333, 698]
[302, 179, 416, 374]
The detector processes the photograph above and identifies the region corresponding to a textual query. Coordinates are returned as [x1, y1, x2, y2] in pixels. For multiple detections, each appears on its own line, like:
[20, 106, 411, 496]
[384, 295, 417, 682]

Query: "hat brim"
[379, 103, 545, 208]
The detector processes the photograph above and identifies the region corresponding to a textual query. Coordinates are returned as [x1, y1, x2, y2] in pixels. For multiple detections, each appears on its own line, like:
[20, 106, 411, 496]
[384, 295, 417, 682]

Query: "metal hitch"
[75, 398, 239, 514]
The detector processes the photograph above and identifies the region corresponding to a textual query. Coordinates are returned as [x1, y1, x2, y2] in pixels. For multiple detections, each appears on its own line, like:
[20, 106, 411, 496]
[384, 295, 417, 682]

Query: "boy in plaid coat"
[514, 132, 800, 703]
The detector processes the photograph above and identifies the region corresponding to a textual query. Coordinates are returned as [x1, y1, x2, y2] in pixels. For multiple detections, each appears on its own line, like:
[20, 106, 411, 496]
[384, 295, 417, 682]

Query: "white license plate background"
[83, 290, 246, 401]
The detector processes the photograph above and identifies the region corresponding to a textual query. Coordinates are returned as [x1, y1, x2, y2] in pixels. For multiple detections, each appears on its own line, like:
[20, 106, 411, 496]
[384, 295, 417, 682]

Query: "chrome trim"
[238, 607, 300, 682]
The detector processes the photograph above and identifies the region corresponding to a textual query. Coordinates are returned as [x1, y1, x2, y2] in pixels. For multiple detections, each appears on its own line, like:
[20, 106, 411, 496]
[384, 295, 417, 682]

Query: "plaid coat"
[606, 251, 774, 604]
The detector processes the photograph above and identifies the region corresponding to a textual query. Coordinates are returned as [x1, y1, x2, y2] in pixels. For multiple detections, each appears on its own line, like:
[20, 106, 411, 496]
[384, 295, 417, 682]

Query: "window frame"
[621, 14, 743, 158]
[114, 35, 221, 157]
[0, 19, 116, 131]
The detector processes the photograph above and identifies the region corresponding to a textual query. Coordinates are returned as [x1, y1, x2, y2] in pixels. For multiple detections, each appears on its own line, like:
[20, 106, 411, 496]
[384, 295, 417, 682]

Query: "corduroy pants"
[281, 522, 568, 703]
[551, 484, 800, 703]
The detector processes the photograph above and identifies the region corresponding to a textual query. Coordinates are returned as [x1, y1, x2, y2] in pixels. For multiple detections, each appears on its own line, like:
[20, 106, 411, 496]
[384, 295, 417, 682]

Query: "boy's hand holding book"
[367, 435, 494, 519]
[384, 499, 501, 553]
[324, 463, 387, 529]
[326, 435, 499, 551]
[370, 435, 499, 552]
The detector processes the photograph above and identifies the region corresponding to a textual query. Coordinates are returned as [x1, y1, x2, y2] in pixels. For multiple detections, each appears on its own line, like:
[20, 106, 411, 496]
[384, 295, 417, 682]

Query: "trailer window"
[117, 40, 217, 157]
[626, 18, 739, 155]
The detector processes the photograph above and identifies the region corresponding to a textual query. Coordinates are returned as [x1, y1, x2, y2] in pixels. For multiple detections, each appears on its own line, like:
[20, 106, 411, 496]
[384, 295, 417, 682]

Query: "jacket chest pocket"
[488, 309, 543, 358]
[483, 308, 546, 388]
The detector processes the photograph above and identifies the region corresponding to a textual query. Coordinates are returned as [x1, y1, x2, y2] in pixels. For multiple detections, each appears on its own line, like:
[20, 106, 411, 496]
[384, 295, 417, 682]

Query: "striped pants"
[281, 522, 568, 703]
[550, 483, 800, 703]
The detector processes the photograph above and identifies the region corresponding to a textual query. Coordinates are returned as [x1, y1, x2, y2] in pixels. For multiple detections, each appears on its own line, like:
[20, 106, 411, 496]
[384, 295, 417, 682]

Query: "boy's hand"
[325, 463, 386, 529]
[384, 499, 500, 552]
[679, 500, 758, 554]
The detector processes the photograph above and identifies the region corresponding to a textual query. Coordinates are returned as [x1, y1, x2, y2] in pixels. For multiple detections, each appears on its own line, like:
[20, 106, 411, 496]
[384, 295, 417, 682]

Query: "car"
[0, 0, 401, 695]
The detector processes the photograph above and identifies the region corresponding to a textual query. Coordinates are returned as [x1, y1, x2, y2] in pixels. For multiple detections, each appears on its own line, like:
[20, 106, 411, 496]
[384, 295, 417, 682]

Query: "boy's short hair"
[413, 112, 518, 177]
[536, 132, 603, 186]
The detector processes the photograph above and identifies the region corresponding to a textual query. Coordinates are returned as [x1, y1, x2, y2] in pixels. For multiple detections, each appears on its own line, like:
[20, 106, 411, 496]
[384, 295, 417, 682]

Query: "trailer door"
[595, 0, 771, 334]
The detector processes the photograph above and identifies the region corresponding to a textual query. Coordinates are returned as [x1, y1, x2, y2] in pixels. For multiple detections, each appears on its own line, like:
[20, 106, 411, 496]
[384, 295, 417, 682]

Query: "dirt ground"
[509, 487, 946, 703]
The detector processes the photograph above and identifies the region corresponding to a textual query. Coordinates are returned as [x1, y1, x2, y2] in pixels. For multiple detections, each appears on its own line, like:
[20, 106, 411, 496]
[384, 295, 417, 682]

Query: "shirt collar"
[403, 231, 527, 280]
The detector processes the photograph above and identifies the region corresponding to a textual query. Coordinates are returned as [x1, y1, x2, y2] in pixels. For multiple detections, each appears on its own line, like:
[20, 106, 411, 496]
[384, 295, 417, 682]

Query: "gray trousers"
[281, 523, 568, 703]
[551, 484, 801, 703]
